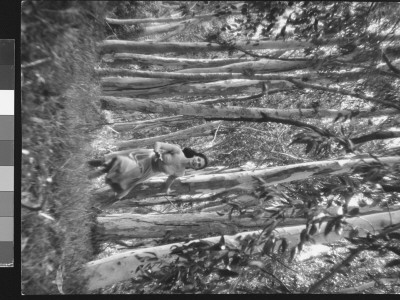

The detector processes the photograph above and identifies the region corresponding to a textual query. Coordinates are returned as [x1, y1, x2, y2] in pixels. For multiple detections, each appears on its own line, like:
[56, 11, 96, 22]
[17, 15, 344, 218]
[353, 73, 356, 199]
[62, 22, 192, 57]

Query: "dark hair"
[182, 147, 209, 170]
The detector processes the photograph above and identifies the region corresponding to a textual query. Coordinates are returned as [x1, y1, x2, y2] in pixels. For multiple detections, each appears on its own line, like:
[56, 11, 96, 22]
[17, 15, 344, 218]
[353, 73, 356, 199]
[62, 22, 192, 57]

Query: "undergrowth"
[21, 1, 108, 294]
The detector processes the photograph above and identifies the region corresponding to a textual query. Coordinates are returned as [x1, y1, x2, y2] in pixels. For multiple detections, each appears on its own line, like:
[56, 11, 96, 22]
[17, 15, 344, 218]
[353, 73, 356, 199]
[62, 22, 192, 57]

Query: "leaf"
[335, 223, 343, 236]
[297, 242, 303, 253]
[300, 228, 308, 243]
[385, 259, 400, 268]
[143, 252, 158, 258]
[30, 116, 45, 124]
[56, 266, 64, 294]
[262, 238, 275, 256]
[216, 269, 239, 277]
[280, 25, 286, 37]
[21, 236, 29, 252]
[388, 232, 400, 240]
[218, 235, 225, 246]
[309, 223, 318, 235]
[230, 254, 241, 266]
[289, 246, 297, 262]
[305, 141, 315, 154]
[38, 212, 55, 221]
[249, 260, 264, 268]
[348, 228, 359, 239]
[336, 268, 348, 277]
[223, 254, 229, 266]
[347, 207, 360, 217]
[324, 218, 336, 236]
[324, 259, 335, 264]
[313, 19, 318, 31]
[280, 238, 289, 254]
[162, 270, 179, 285]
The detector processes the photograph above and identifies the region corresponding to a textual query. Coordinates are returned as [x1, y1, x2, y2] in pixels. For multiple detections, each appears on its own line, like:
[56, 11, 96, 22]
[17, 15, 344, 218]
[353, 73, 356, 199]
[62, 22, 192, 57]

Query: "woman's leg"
[105, 156, 143, 198]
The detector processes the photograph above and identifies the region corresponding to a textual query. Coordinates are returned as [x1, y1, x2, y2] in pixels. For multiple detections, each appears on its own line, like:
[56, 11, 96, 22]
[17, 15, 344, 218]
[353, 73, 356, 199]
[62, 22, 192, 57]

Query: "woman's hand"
[154, 150, 163, 161]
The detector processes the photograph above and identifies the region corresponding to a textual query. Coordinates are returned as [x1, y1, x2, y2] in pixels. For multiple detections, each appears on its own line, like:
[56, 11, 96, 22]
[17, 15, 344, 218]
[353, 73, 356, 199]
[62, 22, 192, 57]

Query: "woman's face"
[191, 156, 206, 169]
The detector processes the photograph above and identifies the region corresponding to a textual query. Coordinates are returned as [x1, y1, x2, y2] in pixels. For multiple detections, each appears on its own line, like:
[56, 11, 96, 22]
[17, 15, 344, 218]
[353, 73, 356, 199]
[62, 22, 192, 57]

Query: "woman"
[88, 142, 208, 199]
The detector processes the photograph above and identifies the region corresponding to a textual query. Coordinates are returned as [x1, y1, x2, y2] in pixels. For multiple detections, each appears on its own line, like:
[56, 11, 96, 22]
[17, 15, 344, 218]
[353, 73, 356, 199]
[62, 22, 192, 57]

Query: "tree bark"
[98, 40, 313, 54]
[91, 156, 400, 207]
[96, 206, 399, 241]
[111, 115, 201, 132]
[100, 96, 399, 121]
[155, 21, 188, 42]
[135, 21, 183, 37]
[84, 209, 400, 291]
[115, 121, 222, 149]
[95, 211, 304, 241]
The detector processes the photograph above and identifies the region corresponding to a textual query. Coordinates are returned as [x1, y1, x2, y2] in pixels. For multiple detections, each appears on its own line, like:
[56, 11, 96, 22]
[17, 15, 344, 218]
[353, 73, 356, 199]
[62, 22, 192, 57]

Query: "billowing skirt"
[104, 149, 157, 199]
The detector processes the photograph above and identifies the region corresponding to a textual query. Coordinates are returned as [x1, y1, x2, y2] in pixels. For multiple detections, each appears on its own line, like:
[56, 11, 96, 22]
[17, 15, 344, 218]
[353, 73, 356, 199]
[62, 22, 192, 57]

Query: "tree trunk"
[178, 59, 309, 74]
[96, 206, 398, 241]
[98, 40, 313, 54]
[84, 209, 400, 291]
[91, 156, 400, 207]
[100, 96, 399, 121]
[115, 121, 222, 149]
[104, 11, 237, 25]
[101, 78, 292, 97]
[102, 77, 176, 90]
[103, 53, 257, 68]
[96, 67, 306, 81]
[103, 54, 308, 73]
[290, 79, 400, 110]
[111, 115, 201, 132]
[95, 211, 304, 241]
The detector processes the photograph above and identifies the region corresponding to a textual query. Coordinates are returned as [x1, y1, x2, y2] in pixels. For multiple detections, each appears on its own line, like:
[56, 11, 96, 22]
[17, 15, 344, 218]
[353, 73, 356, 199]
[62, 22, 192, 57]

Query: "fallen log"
[84, 209, 400, 291]
[91, 156, 400, 207]
[96, 205, 400, 241]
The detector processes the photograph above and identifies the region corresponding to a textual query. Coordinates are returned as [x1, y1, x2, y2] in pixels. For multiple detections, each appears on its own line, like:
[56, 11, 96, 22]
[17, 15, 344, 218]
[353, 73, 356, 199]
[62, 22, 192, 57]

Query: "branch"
[206, 112, 331, 137]
[289, 79, 400, 110]
[230, 43, 311, 62]
[381, 50, 400, 77]
[21, 57, 52, 69]
[351, 131, 400, 144]
[381, 185, 400, 193]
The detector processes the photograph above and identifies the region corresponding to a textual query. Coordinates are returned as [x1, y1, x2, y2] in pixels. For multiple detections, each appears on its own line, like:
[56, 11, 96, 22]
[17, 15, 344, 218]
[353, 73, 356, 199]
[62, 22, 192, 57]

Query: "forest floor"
[20, 1, 400, 295]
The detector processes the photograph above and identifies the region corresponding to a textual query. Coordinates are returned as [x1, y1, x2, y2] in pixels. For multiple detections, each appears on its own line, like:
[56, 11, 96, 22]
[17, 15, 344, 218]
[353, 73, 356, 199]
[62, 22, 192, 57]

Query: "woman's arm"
[154, 142, 182, 155]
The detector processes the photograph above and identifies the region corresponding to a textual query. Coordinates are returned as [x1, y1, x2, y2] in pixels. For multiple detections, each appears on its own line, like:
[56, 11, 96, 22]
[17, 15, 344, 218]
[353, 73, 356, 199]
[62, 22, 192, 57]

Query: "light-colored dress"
[103, 143, 187, 199]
